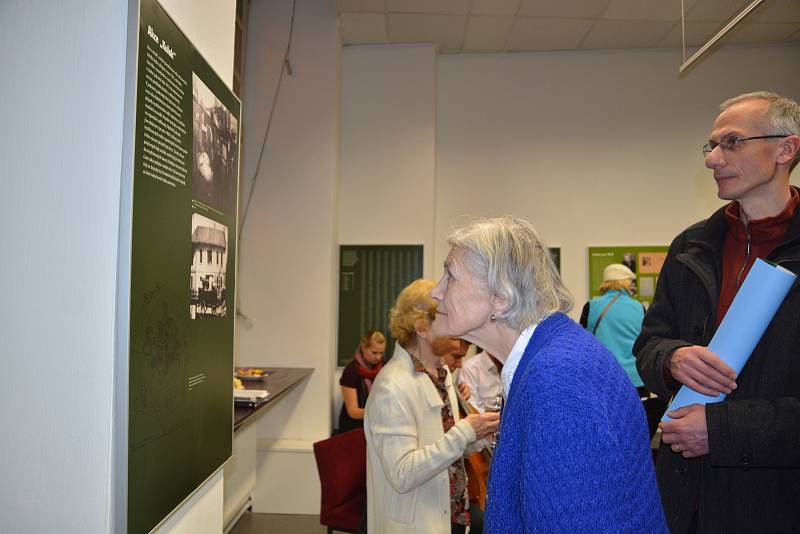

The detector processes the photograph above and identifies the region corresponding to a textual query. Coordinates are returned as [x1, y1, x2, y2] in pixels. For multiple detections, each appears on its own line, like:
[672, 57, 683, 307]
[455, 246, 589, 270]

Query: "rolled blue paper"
[662, 258, 796, 421]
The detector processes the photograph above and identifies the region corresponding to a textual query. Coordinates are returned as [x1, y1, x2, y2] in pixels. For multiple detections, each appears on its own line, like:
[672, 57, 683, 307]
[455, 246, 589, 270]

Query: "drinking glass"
[484, 395, 503, 448]
[484, 395, 502, 413]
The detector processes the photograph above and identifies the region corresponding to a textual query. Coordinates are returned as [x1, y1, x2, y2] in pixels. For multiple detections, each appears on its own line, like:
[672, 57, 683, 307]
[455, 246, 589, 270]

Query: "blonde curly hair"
[389, 279, 437, 345]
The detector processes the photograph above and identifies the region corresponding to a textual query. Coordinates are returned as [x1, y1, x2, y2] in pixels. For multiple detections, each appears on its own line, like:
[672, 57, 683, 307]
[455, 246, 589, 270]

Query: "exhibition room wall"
[0, 1, 126, 531]
[3, 0, 799, 527]
[433, 44, 800, 309]
[236, 0, 800, 513]
[1, 0, 236, 532]
[236, 0, 340, 514]
[336, 44, 799, 434]
[339, 44, 438, 278]
[340, 43, 800, 316]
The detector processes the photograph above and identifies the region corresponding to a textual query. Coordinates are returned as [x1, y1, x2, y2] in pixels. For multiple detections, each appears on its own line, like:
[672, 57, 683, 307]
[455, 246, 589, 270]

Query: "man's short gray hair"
[447, 216, 572, 331]
[721, 91, 800, 171]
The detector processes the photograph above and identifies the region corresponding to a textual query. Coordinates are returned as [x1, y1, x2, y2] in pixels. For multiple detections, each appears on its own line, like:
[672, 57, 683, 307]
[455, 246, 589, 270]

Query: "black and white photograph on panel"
[190, 212, 228, 319]
[191, 72, 238, 215]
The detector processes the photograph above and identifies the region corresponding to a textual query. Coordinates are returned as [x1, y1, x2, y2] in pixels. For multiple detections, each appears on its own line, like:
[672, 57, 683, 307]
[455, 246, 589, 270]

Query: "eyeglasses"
[702, 134, 790, 157]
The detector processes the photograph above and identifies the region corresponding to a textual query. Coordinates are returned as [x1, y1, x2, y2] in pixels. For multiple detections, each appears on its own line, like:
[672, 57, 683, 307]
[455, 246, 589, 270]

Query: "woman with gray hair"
[430, 217, 666, 533]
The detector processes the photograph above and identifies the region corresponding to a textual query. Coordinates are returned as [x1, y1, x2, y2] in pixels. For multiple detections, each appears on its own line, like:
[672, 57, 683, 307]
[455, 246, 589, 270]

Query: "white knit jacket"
[364, 343, 477, 534]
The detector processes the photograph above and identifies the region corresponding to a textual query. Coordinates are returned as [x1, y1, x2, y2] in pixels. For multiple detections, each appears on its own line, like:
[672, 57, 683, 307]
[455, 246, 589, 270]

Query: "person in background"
[581, 263, 667, 440]
[635, 91, 800, 533]
[338, 329, 385, 433]
[436, 337, 472, 402]
[430, 216, 666, 533]
[364, 279, 498, 534]
[580, 263, 646, 394]
[459, 350, 502, 413]
[435, 336, 486, 534]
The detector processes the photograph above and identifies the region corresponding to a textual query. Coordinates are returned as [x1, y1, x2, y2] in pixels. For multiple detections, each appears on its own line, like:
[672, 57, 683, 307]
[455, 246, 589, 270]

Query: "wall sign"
[128, 0, 240, 531]
[337, 245, 423, 366]
[587, 246, 668, 309]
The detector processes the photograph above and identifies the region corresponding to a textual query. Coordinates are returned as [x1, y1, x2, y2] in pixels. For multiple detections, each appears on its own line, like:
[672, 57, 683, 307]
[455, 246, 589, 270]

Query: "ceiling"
[336, 0, 800, 54]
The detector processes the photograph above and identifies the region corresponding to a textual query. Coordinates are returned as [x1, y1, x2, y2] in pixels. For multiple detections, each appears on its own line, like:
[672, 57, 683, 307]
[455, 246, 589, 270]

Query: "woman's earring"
[490, 312, 496, 322]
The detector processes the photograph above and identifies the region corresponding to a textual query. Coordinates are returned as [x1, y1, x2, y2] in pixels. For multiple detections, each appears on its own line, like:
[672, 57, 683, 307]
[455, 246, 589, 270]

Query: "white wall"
[159, 0, 236, 88]
[339, 44, 439, 277]
[435, 45, 800, 312]
[334, 43, 799, 458]
[338, 43, 800, 323]
[156, 471, 224, 534]
[0, 0, 236, 532]
[236, 0, 340, 514]
[334, 43, 439, 430]
[0, 1, 127, 532]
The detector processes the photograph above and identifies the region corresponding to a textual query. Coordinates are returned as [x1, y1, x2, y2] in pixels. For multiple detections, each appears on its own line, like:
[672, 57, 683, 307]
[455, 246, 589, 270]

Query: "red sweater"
[717, 189, 799, 324]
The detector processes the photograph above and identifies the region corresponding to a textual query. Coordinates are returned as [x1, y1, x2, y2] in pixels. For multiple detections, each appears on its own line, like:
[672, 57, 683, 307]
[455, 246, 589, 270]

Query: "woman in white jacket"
[364, 279, 498, 534]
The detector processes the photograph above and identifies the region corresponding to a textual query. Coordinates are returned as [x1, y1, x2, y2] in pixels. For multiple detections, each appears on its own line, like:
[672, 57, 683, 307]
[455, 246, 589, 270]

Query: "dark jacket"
[634, 194, 800, 534]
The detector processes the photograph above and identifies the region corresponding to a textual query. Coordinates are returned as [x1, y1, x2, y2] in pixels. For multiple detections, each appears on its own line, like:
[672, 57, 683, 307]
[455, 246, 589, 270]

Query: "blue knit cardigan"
[485, 313, 667, 533]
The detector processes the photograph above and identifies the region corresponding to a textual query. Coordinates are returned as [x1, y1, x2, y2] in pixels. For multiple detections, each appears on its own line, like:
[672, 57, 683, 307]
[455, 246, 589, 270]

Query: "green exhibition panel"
[337, 245, 423, 366]
[127, 0, 240, 531]
[587, 246, 668, 308]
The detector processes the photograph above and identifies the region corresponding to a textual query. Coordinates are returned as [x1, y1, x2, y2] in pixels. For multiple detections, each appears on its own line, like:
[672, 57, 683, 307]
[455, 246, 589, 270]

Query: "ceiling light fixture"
[679, 0, 765, 73]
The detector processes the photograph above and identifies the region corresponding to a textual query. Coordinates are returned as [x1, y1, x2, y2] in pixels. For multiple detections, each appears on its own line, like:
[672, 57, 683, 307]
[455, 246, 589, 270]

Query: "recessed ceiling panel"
[337, 0, 386, 13]
[603, 0, 701, 21]
[517, 0, 607, 19]
[340, 13, 388, 44]
[748, 0, 800, 23]
[386, 0, 470, 15]
[719, 21, 800, 44]
[656, 21, 721, 47]
[581, 19, 674, 49]
[470, 0, 520, 16]
[387, 13, 467, 49]
[463, 15, 515, 51]
[337, 0, 800, 52]
[507, 17, 594, 51]
[687, 0, 751, 22]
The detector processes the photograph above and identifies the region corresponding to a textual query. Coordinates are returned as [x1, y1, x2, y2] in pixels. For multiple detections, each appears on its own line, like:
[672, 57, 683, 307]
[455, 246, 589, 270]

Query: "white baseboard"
[252, 440, 320, 514]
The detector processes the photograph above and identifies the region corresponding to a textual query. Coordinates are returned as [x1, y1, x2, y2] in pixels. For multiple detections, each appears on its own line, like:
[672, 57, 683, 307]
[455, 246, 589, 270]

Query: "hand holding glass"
[465, 411, 499, 440]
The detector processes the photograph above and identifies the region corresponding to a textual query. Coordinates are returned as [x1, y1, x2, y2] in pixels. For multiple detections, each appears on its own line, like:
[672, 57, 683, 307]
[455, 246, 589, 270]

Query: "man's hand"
[464, 412, 499, 440]
[659, 404, 709, 458]
[458, 382, 471, 401]
[669, 345, 737, 396]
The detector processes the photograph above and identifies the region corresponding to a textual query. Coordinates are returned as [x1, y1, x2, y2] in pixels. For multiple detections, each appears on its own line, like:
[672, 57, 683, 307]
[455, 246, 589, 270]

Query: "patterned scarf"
[354, 347, 383, 392]
[409, 353, 470, 526]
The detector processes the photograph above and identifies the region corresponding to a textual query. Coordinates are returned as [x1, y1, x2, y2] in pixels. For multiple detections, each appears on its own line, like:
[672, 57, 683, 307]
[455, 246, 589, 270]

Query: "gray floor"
[230, 511, 328, 534]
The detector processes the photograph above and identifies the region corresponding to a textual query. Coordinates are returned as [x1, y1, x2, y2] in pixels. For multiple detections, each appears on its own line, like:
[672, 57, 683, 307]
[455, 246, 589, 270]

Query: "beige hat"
[603, 263, 635, 282]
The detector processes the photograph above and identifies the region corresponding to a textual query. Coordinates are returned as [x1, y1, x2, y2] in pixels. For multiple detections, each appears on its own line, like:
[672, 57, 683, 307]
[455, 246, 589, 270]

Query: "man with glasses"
[634, 91, 800, 533]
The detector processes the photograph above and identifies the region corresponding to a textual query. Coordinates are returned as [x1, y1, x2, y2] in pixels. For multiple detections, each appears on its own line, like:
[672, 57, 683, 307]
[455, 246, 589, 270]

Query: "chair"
[313, 428, 367, 534]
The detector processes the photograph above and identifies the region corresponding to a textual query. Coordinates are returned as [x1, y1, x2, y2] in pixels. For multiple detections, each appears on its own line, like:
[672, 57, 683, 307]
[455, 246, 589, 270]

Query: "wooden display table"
[234, 367, 314, 430]
[225, 366, 314, 531]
